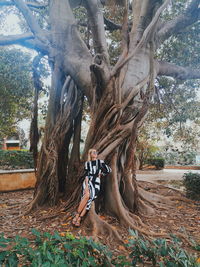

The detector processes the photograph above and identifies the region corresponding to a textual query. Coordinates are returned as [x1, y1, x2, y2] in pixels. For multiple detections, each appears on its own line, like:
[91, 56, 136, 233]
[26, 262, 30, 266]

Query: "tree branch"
[158, 0, 200, 43]
[13, 0, 44, 35]
[0, 33, 49, 54]
[157, 61, 200, 80]
[0, 1, 47, 8]
[84, 0, 110, 65]
[0, 32, 34, 45]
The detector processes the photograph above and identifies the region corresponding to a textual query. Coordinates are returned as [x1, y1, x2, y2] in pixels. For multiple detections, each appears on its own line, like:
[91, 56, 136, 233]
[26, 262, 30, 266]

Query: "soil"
[0, 181, 200, 260]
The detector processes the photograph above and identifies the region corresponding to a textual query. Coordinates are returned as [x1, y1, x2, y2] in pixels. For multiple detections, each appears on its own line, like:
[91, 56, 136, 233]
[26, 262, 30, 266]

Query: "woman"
[72, 148, 111, 227]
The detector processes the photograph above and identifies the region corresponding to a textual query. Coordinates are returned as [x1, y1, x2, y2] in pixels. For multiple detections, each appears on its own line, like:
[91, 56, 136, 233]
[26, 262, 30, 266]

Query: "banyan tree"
[0, 0, 199, 239]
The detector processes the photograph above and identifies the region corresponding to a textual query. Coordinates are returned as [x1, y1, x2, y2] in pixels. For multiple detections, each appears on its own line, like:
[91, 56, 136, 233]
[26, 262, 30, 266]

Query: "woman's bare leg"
[77, 193, 89, 214]
[72, 178, 90, 226]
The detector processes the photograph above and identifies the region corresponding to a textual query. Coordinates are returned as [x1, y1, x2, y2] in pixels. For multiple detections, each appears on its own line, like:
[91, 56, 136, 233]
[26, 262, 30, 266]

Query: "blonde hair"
[87, 149, 97, 161]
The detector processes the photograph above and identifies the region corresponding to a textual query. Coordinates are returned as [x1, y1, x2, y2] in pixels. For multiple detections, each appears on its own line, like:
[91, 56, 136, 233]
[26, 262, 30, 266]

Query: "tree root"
[137, 198, 156, 215]
[139, 180, 186, 197]
[139, 194, 168, 211]
[84, 205, 122, 244]
[168, 196, 193, 203]
[138, 186, 172, 205]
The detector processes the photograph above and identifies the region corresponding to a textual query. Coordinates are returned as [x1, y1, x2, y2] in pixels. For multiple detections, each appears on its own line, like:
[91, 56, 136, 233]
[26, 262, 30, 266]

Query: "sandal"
[72, 212, 80, 225]
[74, 216, 82, 227]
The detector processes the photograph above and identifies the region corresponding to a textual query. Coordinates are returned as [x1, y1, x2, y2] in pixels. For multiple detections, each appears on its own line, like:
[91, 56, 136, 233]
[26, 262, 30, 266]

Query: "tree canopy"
[0, 47, 33, 139]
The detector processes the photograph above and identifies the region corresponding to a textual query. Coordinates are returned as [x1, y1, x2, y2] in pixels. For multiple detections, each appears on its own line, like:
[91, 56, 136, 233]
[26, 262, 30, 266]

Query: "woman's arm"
[100, 160, 112, 175]
[83, 161, 89, 177]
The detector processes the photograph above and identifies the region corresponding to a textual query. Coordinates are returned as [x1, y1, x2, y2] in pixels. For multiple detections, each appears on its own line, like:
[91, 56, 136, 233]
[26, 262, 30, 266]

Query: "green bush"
[127, 230, 199, 266]
[0, 150, 34, 170]
[0, 229, 113, 266]
[183, 172, 200, 200]
[146, 157, 165, 169]
[1, 229, 199, 267]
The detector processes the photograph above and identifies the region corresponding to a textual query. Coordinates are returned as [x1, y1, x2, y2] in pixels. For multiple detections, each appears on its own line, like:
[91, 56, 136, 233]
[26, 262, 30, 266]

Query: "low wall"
[165, 165, 200, 170]
[0, 169, 36, 192]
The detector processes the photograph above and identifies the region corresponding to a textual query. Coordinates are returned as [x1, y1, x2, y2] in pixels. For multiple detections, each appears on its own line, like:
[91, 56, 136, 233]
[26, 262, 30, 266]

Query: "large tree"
[0, 0, 199, 239]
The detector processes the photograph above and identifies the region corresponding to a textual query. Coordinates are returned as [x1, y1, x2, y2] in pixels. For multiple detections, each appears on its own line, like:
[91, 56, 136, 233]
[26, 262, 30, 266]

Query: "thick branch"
[0, 33, 48, 53]
[112, 0, 171, 76]
[49, 0, 93, 104]
[0, 1, 47, 8]
[157, 61, 200, 80]
[84, 0, 110, 64]
[0, 33, 34, 45]
[158, 0, 200, 43]
[13, 0, 44, 36]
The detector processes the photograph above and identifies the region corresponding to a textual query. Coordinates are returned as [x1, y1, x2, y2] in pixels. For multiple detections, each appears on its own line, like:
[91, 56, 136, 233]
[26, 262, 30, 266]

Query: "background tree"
[136, 14, 200, 167]
[0, 47, 33, 139]
[0, 0, 199, 239]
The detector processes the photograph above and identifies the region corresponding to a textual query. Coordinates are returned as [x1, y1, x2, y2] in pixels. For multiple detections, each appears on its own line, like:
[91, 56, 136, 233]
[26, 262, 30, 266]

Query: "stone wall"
[0, 169, 36, 192]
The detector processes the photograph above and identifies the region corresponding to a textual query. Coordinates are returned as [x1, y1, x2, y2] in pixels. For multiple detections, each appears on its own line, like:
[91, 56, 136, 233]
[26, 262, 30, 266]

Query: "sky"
[0, 13, 20, 34]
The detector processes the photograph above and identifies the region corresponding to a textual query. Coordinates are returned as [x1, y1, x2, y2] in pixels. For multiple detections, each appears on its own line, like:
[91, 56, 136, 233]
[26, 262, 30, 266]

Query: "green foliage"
[0, 229, 112, 267]
[0, 47, 33, 139]
[183, 172, 200, 200]
[137, 126, 160, 170]
[0, 150, 34, 169]
[127, 230, 199, 267]
[146, 157, 165, 170]
[1, 229, 200, 267]
[157, 149, 196, 166]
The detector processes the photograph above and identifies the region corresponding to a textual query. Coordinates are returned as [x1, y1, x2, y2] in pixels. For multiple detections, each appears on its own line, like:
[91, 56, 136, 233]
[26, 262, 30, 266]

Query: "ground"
[0, 170, 200, 260]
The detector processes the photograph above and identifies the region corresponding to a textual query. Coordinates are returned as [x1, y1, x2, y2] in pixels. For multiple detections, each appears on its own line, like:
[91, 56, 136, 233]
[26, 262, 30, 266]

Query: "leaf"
[46, 251, 54, 262]
[41, 262, 51, 267]
[118, 245, 126, 252]
[31, 228, 41, 237]
[59, 232, 65, 237]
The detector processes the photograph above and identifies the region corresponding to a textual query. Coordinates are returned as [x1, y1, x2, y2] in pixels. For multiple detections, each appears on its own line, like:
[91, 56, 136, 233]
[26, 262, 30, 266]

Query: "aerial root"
[128, 213, 150, 229]
[138, 186, 172, 205]
[174, 232, 194, 247]
[85, 206, 122, 244]
[138, 198, 155, 215]
[120, 212, 168, 238]
[139, 194, 164, 209]
[110, 200, 169, 239]
[138, 180, 185, 197]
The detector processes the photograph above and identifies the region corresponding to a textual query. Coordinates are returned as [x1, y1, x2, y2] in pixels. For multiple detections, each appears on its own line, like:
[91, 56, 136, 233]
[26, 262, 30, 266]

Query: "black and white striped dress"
[82, 159, 112, 211]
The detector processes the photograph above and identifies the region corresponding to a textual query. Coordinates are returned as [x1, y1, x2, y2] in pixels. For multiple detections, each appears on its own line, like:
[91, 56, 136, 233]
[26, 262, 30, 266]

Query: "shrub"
[0, 150, 34, 170]
[146, 157, 165, 170]
[1, 229, 199, 267]
[0, 229, 112, 266]
[183, 172, 200, 200]
[127, 230, 199, 266]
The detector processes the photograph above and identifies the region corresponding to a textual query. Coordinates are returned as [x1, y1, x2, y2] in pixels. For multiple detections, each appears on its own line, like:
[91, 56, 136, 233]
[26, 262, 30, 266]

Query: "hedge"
[145, 157, 165, 170]
[183, 172, 200, 200]
[0, 150, 34, 170]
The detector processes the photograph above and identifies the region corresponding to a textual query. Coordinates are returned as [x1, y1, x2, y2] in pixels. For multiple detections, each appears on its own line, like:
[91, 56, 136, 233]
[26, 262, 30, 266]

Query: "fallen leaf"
[118, 245, 126, 251]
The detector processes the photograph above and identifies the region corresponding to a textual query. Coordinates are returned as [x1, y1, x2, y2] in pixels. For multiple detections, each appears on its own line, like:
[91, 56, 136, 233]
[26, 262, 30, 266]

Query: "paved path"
[136, 169, 200, 181]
